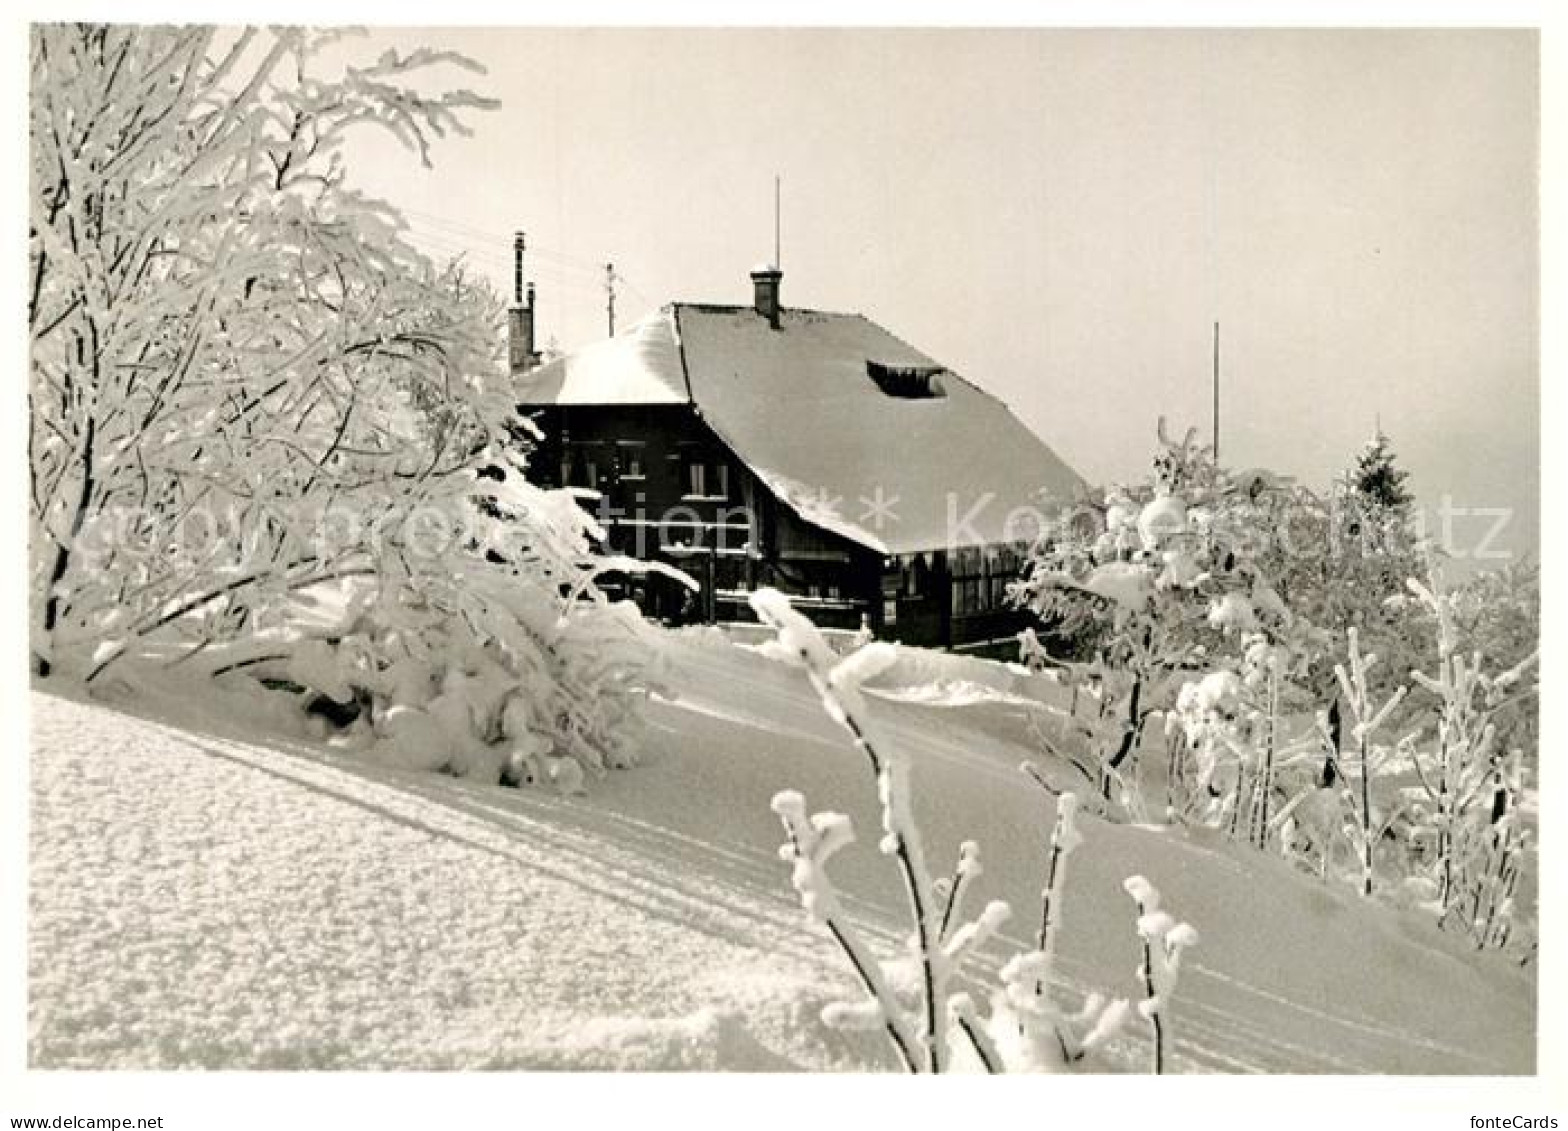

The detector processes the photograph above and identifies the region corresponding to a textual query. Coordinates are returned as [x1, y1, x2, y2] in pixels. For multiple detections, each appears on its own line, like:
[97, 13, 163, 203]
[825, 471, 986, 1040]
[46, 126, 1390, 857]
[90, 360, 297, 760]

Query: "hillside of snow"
[28, 632, 1534, 1072]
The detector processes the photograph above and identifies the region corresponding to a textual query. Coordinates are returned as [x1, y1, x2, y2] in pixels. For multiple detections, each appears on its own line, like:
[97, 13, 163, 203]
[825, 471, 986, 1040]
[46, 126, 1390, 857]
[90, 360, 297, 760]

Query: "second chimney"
[750, 263, 782, 330]
[509, 233, 539, 376]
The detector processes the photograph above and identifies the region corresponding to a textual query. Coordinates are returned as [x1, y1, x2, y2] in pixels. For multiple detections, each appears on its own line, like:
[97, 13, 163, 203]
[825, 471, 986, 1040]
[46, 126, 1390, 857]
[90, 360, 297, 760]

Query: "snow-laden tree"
[29, 26, 668, 779]
[31, 26, 490, 674]
[1287, 429, 1428, 698]
[1011, 420, 1323, 812]
[1347, 429, 1415, 515]
[1402, 563, 1537, 949]
[1165, 632, 1328, 850]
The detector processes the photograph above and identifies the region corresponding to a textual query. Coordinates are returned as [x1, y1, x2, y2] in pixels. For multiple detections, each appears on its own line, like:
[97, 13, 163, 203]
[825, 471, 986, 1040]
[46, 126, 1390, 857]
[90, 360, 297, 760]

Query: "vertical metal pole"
[1212, 320, 1221, 462]
[605, 262, 616, 336]
[774, 175, 781, 267]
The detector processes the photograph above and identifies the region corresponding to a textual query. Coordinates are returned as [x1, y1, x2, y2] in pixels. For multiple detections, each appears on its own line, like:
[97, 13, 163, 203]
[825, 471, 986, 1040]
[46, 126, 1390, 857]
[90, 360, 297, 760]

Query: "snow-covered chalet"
[511, 253, 1084, 650]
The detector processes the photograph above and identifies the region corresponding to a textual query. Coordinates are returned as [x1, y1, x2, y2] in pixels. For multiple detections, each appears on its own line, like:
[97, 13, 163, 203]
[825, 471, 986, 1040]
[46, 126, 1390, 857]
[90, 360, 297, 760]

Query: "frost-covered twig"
[1024, 772, 1082, 958]
[947, 993, 1002, 1073]
[1331, 626, 1408, 897]
[1123, 875, 1199, 1074]
[753, 588, 976, 1072]
[990, 952, 1130, 1071]
[770, 791, 919, 1071]
[981, 782, 1130, 1071]
[756, 589, 1176, 1074]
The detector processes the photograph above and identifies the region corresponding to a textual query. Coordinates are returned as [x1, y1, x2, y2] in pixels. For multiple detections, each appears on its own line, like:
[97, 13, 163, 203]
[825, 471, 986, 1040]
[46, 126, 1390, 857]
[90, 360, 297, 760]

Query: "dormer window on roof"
[866, 360, 947, 399]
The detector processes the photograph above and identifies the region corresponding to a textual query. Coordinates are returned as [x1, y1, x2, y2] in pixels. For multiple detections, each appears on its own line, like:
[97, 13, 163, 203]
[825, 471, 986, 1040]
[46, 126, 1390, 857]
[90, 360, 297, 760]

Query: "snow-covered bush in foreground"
[28, 25, 677, 788]
[985, 783, 1131, 1071]
[752, 588, 1198, 1073]
[32, 27, 493, 680]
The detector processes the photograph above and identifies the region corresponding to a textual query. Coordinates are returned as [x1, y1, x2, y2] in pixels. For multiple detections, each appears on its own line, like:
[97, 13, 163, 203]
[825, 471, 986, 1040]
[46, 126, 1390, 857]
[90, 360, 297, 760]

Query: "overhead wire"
[400, 208, 607, 276]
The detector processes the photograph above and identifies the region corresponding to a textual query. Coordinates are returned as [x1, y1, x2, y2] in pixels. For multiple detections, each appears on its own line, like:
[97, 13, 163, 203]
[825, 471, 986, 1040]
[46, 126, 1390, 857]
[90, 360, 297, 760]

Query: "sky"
[337, 28, 1539, 565]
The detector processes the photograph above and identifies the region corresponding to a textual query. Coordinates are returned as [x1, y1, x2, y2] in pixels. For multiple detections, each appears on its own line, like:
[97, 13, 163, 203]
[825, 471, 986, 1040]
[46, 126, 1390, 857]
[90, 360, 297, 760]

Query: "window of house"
[950, 546, 1000, 617]
[684, 458, 731, 500]
[618, 442, 646, 481]
[562, 442, 604, 490]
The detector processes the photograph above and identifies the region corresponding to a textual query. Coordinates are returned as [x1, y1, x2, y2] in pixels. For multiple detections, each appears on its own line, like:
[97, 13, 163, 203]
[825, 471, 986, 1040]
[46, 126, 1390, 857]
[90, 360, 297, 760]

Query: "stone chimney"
[508, 232, 539, 376]
[750, 263, 782, 330]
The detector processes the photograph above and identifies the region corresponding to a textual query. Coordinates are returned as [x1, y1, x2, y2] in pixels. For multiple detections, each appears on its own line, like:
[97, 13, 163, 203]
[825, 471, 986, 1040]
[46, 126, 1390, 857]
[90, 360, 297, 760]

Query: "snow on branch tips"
[770, 789, 920, 1072]
[1123, 875, 1198, 1074]
[752, 587, 956, 1073]
[987, 781, 1130, 1072]
[753, 588, 1162, 1074]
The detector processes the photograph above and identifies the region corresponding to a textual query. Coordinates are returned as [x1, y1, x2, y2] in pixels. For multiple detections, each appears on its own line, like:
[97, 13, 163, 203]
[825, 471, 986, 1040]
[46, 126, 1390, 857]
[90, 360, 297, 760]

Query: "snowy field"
[28, 631, 1533, 1073]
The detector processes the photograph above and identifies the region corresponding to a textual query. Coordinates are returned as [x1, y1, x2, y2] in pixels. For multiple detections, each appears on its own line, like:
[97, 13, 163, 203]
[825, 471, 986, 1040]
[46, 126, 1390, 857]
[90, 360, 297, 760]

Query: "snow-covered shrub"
[985, 783, 1130, 1071]
[755, 588, 1201, 1074]
[1326, 627, 1411, 897]
[1441, 562, 1540, 758]
[1164, 628, 1331, 850]
[1123, 875, 1198, 1074]
[1403, 564, 1537, 950]
[755, 586, 997, 1072]
[28, 26, 674, 788]
[31, 27, 496, 679]
[214, 462, 671, 784]
[1016, 422, 1537, 952]
[1013, 419, 1320, 814]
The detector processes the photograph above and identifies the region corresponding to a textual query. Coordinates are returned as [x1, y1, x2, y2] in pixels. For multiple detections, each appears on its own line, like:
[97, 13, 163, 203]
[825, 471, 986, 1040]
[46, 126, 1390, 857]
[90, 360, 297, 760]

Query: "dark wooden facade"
[525, 403, 1029, 650]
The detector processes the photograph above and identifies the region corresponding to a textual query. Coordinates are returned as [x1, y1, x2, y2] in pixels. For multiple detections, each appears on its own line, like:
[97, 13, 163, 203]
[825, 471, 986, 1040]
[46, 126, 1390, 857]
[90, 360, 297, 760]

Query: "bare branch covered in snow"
[1123, 874, 1198, 1074]
[754, 589, 1150, 1074]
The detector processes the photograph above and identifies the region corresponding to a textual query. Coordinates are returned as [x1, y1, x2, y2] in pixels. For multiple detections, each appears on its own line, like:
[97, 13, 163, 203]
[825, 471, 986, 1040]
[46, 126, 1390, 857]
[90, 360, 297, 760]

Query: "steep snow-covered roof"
[516, 302, 1085, 554]
[519, 307, 687, 405]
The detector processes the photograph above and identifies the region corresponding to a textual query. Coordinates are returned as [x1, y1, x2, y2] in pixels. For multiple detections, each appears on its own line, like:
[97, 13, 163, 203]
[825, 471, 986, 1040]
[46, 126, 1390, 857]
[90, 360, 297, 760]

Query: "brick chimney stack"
[750, 263, 782, 330]
[509, 231, 539, 376]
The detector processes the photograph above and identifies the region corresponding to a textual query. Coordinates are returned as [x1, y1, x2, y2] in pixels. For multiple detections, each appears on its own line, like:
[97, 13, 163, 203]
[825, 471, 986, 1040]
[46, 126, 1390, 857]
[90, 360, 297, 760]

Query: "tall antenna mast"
[774, 175, 781, 268]
[1212, 321, 1221, 462]
[605, 262, 617, 337]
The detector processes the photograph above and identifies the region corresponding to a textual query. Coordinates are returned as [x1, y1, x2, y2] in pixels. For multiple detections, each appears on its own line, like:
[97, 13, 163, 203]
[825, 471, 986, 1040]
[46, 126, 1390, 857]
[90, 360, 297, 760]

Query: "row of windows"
[950, 574, 1014, 617]
[558, 441, 732, 500]
[883, 575, 1013, 622]
[880, 549, 1020, 619]
[950, 544, 1023, 616]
